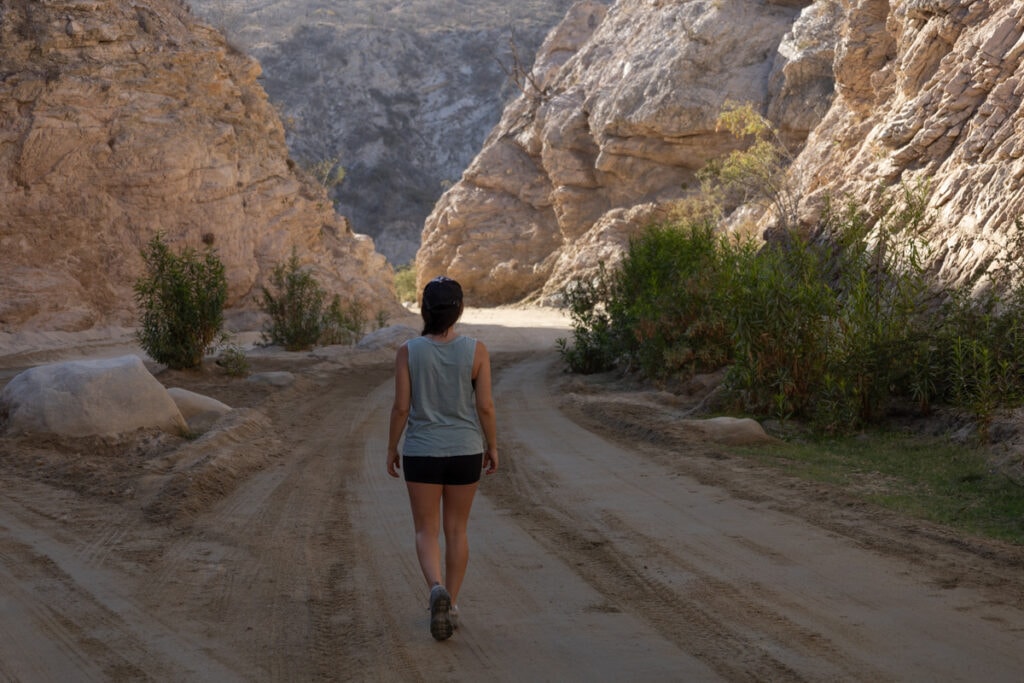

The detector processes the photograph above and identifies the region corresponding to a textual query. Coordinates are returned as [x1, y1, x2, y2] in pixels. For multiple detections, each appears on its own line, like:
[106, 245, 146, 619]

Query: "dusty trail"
[0, 310, 1022, 681]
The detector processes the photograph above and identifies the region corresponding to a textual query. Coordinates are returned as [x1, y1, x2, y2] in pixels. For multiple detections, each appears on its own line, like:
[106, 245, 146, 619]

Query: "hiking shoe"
[429, 585, 453, 641]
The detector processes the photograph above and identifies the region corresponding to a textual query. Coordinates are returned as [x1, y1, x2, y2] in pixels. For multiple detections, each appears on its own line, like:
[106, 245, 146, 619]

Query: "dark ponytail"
[421, 303, 463, 335]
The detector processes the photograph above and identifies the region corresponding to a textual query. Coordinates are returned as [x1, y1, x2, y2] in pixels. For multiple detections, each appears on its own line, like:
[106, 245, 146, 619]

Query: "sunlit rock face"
[788, 0, 1024, 291]
[417, 0, 829, 305]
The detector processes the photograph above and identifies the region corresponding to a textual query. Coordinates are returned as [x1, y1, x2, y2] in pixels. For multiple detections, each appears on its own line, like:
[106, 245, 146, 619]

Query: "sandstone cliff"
[789, 0, 1024, 291]
[417, 0, 831, 303]
[419, 0, 1024, 305]
[0, 0, 396, 334]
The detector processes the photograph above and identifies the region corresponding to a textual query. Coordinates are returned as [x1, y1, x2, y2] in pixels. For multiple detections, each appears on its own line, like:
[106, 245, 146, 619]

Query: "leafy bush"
[559, 198, 1024, 434]
[698, 101, 797, 229]
[134, 234, 227, 370]
[560, 99, 1024, 435]
[261, 249, 366, 350]
[320, 297, 367, 346]
[609, 220, 736, 378]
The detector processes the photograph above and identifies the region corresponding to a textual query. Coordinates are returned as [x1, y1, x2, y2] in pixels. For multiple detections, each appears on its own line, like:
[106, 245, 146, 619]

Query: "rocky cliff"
[0, 0, 396, 334]
[417, 0, 832, 303]
[419, 0, 1024, 305]
[789, 0, 1024, 291]
[188, 0, 583, 265]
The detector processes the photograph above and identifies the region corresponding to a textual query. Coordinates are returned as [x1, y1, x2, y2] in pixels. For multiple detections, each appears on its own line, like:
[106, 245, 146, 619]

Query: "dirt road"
[0, 310, 1022, 681]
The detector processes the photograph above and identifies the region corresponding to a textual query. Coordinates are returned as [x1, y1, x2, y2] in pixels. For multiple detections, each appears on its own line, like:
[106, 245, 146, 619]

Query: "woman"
[386, 276, 499, 641]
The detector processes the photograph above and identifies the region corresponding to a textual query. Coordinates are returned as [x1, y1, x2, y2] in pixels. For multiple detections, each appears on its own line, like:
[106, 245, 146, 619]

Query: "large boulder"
[0, 355, 187, 437]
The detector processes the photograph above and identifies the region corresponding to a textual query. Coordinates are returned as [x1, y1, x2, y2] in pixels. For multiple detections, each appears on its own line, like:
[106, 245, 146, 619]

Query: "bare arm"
[387, 344, 411, 478]
[473, 340, 498, 474]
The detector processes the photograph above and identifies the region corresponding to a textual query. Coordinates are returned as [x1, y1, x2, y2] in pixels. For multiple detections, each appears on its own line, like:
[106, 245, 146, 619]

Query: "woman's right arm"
[387, 344, 411, 478]
[473, 340, 498, 474]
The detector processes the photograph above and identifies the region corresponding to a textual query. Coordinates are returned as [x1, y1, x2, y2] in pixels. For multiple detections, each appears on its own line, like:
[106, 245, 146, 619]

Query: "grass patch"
[737, 432, 1024, 544]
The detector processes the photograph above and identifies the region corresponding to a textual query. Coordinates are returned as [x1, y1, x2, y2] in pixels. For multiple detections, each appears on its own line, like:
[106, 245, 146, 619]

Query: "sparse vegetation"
[134, 233, 227, 370]
[301, 154, 346, 191]
[697, 101, 798, 229]
[394, 265, 418, 304]
[216, 344, 250, 377]
[737, 433, 1024, 544]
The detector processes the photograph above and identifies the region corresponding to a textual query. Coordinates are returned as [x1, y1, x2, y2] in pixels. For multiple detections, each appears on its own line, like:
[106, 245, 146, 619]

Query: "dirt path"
[0, 310, 1023, 681]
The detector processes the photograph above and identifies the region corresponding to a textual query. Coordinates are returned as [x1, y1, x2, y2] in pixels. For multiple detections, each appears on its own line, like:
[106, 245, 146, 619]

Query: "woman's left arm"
[387, 344, 411, 478]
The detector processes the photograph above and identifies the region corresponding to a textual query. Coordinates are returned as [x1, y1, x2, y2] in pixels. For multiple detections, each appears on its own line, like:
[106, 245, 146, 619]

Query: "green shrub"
[698, 101, 798, 229]
[610, 219, 737, 378]
[320, 297, 367, 346]
[724, 231, 838, 422]
[261, 249, 367, 350]
[134, 234, 227, 370]
[261, 251, 325, 350]
[558, 99, 1024, 437]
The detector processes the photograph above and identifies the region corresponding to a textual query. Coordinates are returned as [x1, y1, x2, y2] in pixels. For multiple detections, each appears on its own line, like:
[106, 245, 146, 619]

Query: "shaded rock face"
[789, 0, 1024, 291]
[417, 0, 829, 304]
[0, 0, 397, 333]
[188, 0, 584, 266]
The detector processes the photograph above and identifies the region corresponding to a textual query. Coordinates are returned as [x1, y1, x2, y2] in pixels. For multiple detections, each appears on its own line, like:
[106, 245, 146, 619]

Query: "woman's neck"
[427, 327, 457, 342]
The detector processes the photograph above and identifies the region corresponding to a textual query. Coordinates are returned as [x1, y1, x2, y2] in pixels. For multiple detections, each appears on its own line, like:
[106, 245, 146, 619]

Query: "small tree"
[698, 101, 798, 230]
[261, 249, 367, 350]
[134, 233, 227, 370]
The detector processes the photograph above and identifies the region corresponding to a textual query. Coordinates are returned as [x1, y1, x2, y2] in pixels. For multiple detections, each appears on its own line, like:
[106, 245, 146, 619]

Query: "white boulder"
[166, 387, 232, 434]
[0, 355, 188, 437]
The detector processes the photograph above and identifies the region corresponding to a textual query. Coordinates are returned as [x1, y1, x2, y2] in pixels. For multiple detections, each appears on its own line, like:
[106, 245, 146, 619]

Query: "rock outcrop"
[788, 0, 1024, 291]
[421, 0, 1024, 305]
[0, 0, 397, 334]
[417, 0, 832, 304]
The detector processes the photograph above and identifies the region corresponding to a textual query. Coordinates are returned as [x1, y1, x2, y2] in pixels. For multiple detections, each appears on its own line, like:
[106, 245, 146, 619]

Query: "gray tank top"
[402, 335, 484, 457]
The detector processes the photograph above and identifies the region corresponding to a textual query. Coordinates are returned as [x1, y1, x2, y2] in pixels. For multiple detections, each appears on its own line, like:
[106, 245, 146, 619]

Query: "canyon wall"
[188, 0, 585, 265]
[0, 0, 396, 333]
[417, 0, 831, 303]
[419, 0, 1024, 305]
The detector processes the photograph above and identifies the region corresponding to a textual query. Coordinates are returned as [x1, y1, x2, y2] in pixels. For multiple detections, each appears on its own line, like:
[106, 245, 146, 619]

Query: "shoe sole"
[430, 590, 453, 641]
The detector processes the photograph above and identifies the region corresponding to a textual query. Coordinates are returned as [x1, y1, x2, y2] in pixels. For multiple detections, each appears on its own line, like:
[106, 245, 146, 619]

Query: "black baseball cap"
[422, 276, 463, 310]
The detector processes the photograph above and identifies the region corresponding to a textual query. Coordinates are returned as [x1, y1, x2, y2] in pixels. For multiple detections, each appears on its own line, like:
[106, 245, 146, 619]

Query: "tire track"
[485, 353, 1024, 682]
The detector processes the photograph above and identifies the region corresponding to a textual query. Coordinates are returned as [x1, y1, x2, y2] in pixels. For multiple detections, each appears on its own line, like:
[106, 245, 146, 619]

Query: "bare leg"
[406, 482, 444, 588]
[441, 482, 479, 604]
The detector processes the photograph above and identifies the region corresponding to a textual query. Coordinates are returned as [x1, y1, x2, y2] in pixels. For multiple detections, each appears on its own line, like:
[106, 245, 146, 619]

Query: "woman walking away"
[387, 276, 499, 641]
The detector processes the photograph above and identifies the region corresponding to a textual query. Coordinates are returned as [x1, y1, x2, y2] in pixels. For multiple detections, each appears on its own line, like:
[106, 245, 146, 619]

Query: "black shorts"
[402, 453, 483, 485]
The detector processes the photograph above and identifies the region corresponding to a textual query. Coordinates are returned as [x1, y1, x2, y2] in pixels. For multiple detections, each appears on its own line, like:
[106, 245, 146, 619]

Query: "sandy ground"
[1, 307, 1023, 682]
